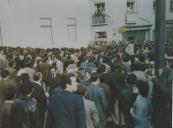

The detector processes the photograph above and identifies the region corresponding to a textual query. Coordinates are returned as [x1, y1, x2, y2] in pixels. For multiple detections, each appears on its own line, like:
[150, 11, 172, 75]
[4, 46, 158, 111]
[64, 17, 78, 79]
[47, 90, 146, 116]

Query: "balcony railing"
[92, 14, 108, 26]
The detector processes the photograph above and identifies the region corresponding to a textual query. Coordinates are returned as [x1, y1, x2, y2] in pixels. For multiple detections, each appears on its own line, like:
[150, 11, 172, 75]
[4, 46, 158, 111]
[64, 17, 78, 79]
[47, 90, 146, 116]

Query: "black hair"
[76, 83, 86, 96]
[59, 73, 72, 89]
[97, 64, 106, 74]
[1, 70, 10, 78]
[90, 72, 99, 82]
[20, 73, 30, 82]
[126, 73, 137, 85]
[3, 86, 16, 100]
[136, 80, 149, 97]
[19, 81, 34, 95]
[33, 72, 42, 81]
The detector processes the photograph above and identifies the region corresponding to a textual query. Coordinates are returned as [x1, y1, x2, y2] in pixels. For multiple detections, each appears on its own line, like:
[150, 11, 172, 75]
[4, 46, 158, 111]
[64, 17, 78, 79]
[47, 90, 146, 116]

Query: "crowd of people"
[0, 40, 172, 128]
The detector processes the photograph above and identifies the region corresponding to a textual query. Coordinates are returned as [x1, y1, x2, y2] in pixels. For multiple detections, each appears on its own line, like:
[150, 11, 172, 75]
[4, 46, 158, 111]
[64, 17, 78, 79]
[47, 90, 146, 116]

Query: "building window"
[170, 0, 173, 12]
[96, 31, 107, 39]
[127, 1, 135, 13]
[95, 2, 105, 15]
[93, 2, 108, 25]
[93, 14, 108, 25]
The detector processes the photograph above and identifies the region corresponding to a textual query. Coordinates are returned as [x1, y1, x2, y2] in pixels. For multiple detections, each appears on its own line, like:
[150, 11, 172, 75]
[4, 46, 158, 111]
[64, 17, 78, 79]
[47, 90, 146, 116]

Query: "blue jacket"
[86, 84, 107, 122]
[46, 90, 87, 128]
[130, 97, 151, 128]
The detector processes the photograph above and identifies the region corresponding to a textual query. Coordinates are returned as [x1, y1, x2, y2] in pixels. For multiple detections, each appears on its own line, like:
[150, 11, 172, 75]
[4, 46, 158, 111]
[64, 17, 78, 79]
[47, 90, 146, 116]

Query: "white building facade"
[0, 0, 172, 48]
[90, 0, 173, 43]
[0, 0, 91, 48]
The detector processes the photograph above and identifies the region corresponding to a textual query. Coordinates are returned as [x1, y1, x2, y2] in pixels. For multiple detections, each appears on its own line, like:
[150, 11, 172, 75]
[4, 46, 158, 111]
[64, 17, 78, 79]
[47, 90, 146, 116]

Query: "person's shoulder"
[84, 98, 94, 105]
[73, 93, 83, 99]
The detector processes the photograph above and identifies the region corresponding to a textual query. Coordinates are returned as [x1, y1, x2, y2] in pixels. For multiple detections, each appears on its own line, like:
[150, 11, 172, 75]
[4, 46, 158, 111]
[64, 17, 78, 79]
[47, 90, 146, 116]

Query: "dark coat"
[0, 103, 10, 128]
[118, 86, 136, 128]
[10, 96, 37, 128]
[47, 73, 61, 95]
[0, 79, 15, 103]
[46, 90, 87, 128]
[32, 82, 47, 128]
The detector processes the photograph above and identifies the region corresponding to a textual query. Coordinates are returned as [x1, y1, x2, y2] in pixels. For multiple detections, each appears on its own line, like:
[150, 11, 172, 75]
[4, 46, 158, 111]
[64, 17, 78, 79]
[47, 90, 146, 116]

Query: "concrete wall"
[0, 0, 90, 48]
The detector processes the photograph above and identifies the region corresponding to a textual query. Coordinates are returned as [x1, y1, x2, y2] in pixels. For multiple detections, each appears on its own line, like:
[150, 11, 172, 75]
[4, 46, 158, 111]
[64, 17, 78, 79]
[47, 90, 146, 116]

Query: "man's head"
[76, 83, 86, 96]
[133, 80, 149, 97]
[3, 86, 16, 101]
[50, 65, 57, 76]
[19, 81, 34, 96]
[126, 73, 137, 85]
[20, 73, 30, 83]
[90, 72, 99, 82]
[59, 73, 77, 92]
[33, 72, 42, 82]
[1, 70, 10, 79]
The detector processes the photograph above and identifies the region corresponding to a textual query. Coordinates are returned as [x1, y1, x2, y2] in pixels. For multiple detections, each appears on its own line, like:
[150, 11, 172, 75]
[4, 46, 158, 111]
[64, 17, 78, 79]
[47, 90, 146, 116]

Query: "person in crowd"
[97, 64, 106, 74]
[0, 85, 16, 128]
[11, 81, 37, 128]
[6, 60, 17, 84]
[86, 72, 106, 128]
[47, 65, 61, 95]
[80, 56, 97, 73]
[0, 70, 16, 103]
[66, 59, 78, 74]
[98, 73, 111, 126]
[32, 72, 47, 128]
[118, 73, 137, 128]
[36, 57, 51, 85]
[122, 53, 131, 74]
[130, 80, 151, 128]
[101, 57, 111, 73]
[81, 70, 92, 87]
[152, 60, 173, 128]
[46, 73, 87, 128]
[17, 59, 35, 82]
[76, 83, 99, 128]
[55, 55, 64, 74]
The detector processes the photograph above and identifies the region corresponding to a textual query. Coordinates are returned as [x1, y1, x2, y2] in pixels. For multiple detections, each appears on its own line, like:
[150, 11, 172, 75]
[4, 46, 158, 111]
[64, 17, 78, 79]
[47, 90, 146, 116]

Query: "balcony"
[92, 14, 108, 26]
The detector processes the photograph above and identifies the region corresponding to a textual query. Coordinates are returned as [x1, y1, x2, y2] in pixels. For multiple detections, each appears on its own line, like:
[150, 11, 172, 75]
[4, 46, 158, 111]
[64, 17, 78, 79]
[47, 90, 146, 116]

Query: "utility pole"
[155, 0, 166, 77]
[0, 23, 3, 46]
[40, 17, 54, 48]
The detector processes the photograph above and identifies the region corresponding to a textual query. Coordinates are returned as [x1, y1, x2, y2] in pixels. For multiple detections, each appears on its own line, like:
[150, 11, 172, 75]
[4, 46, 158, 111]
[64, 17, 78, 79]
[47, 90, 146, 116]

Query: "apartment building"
[90, 0, 173, 42]
[0, 0, 172, 48]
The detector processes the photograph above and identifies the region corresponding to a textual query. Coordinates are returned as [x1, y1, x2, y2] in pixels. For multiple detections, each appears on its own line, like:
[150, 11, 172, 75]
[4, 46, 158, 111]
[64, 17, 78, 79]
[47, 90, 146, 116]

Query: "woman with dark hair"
[130, 80, 151, 128]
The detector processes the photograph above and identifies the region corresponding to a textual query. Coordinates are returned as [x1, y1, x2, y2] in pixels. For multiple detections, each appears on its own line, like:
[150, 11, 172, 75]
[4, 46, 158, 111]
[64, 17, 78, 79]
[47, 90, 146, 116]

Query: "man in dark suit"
[47, 65, 61, 95]
[46, 73, 87, 128]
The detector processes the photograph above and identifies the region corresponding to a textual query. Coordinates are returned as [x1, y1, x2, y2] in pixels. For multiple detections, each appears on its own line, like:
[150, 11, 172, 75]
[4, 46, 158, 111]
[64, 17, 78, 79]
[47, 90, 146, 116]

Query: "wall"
[0, 0, 90, 48]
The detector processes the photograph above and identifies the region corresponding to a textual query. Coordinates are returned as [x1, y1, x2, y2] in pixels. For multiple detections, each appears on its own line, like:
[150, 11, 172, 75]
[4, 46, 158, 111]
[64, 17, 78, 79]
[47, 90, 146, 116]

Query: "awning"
[122, 24, 152, 31]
